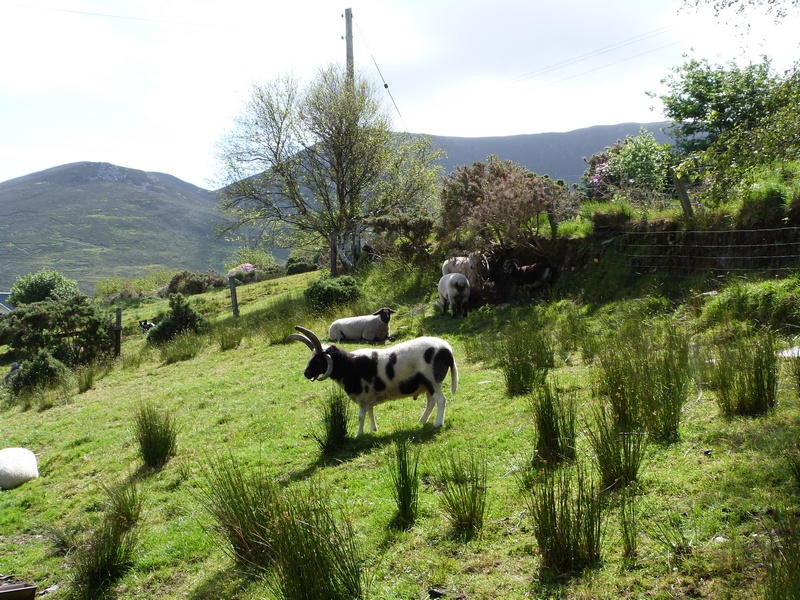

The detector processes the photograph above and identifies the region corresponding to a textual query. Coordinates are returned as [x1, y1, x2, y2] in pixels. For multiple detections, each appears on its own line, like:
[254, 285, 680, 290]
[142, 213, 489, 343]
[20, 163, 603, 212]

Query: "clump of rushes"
[526, 464, 603, 574]
[529, 379, 576, 468]
[763, 509, 800, 599]
[585, 398, 648, 490]
[310, 388, 352, 455]
[388, 437, 421, 530]
[198, 454, 278, 573]
[435, 449, 488, 541]
[709, 329, 777, 417]
[133, 402, 178, 469]
[493, 315, 555, 396]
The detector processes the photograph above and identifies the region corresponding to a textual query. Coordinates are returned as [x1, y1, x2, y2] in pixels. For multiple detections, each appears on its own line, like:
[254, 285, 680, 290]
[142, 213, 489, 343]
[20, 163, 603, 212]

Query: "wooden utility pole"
[344, 8, 354, 83]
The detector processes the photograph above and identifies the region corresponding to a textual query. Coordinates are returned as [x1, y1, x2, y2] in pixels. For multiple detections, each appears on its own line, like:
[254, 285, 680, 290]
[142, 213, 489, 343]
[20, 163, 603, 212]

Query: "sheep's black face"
[303, 352, 329, 381]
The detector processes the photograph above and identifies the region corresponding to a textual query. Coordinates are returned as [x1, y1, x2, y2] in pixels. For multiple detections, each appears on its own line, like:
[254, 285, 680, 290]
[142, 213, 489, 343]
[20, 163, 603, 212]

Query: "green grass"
[2, 269, 800, 599]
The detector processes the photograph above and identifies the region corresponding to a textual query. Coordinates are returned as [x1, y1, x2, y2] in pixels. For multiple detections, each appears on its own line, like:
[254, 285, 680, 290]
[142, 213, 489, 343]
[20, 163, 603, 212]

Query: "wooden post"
[229, 276, 239, 318]
[671, 168, 694, 226]
[113, 307, 122, 357]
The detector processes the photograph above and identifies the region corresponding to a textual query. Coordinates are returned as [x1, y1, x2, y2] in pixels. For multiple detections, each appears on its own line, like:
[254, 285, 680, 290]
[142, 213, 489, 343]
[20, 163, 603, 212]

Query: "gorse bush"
[133, 402, 178, 469]
[303, 275, 361, 310]
[7, 349, 67, 398]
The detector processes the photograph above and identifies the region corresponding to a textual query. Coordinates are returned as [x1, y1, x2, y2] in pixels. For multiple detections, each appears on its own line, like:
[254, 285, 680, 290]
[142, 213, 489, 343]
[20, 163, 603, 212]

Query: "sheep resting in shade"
[0, 447, 39, 490]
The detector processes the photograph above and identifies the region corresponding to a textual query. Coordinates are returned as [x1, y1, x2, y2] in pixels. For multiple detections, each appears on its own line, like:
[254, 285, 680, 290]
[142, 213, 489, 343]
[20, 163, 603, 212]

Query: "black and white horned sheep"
[437, 273, 470, 318]
[286, 326, 458, 436]
[328, 307, 396, 342]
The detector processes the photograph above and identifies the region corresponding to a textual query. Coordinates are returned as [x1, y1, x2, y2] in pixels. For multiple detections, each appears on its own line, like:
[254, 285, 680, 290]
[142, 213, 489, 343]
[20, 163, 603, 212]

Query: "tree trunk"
[329, 233, 338, 277]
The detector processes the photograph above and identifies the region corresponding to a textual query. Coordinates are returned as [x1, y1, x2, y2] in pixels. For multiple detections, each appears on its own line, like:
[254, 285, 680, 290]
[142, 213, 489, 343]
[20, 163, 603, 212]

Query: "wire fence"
[595, 226, 800, 279]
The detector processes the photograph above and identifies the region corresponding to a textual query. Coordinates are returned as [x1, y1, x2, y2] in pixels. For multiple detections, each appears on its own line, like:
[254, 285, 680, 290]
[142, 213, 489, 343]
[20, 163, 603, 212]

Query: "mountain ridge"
[0, 121, 671, 293]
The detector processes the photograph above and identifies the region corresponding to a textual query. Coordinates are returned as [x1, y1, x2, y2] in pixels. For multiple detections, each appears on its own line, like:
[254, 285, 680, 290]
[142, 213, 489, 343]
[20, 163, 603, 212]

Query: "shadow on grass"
[188, 566, 266, 600]
[282, 423, 444, 485]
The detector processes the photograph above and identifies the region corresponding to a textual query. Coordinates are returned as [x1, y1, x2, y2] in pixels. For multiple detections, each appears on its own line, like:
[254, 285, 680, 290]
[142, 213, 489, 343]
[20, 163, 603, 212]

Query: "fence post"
[671, 168, 694, 227]
[113, 307, 122, 357]
[229, 276, 239, 318]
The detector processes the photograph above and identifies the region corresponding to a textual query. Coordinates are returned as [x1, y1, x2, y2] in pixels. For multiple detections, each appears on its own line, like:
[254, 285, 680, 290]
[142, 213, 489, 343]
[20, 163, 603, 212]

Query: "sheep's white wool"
[0, 447, 39, 490]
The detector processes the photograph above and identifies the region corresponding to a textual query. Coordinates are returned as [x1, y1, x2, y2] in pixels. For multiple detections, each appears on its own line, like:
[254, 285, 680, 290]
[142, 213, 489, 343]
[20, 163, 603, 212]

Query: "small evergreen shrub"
[286, 256, 317, 275]
[166, 270, 226, 296]
[303, 276, 361, 310]
[146, 294, 208, 345]
[9, 268, 80, 305]
[9, 350, 67, 397]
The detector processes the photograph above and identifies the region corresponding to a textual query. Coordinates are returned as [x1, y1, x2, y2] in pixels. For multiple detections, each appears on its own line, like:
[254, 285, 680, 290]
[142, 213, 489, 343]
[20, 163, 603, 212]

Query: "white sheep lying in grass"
[328, 307, 397, 342]
[286, 326, 458, 436]
[0, 448, 39, 490]
[438, 273, 470, 318]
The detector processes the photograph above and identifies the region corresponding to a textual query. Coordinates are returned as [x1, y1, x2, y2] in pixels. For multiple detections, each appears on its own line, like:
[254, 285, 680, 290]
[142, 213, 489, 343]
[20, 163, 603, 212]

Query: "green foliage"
[388, 437, 421, 531]
[0, 294, 114, 369]
[492, 315, 555, 396]
[166, 270, 226, 296]
[72, 519, 137, 595]
[285, 255, 318, 275]
[146, 294, 208, 345]
[8, 349, 67, 397]
[586, 399, 649, 490]
[158, 332, 205, 364]
[525, 464, 603, 573]
[93, 269, 177, 301]
[654, 56, 778, 155]
[303, 275, 361, 310]
[434, 449, 488, 541]
[697, 277, 800, 331]
[133, 402, 178, 469]
[763, 511, 800, 599]
[224, 245, 276, 272]
[101, 480, 144, 532]
[8, 268, 80, 305]
[438, 155, 570, 250]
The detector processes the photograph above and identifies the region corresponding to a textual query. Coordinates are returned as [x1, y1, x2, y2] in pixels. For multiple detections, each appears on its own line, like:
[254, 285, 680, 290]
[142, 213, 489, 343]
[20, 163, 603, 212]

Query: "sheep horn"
[285, 333, 316, 352]
[293, 326, 324, 353]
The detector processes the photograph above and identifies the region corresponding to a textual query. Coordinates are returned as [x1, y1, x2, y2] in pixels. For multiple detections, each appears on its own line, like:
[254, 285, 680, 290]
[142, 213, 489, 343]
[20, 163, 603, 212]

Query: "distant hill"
[0, 162, 239, 293]
[430, 121, 671, 181]
[0, 122, 671, 293]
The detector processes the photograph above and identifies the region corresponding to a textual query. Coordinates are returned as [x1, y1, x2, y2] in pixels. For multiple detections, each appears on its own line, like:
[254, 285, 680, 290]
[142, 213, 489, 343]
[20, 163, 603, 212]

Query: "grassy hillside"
[1, 264, 799, 599]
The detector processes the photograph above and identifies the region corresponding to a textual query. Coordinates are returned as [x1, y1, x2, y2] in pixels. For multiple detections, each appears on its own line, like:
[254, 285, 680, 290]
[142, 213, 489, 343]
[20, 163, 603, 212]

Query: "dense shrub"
[146, 294, 208, 345]
[8, 349, 67, 395]
[286, 255, 318, 275]
[0, 295, 113, 369]
[303, 276, 361, 310]
[9, 269, 80, 305]
[166, 270, 226, 296]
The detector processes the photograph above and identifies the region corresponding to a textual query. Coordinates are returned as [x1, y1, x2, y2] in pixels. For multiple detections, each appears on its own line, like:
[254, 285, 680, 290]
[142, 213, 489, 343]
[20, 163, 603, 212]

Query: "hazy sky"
[1, 0, 797, 189]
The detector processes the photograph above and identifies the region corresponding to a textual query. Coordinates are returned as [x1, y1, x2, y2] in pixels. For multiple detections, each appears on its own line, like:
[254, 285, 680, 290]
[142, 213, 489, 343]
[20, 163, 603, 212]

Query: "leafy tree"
[693, 62, 800, 205]
[652, 56, 779, 155]
[8, 269, 80, 305]
[439, 155, 569, 251]
[215, 65, 442, 277]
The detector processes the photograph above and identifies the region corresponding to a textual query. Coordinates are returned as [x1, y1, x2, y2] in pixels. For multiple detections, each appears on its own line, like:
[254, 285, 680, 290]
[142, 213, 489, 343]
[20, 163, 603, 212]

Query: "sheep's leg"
[419, 393, 436, 424]
[368, 406, 378, 432]
[432, 391, 447, 428]
[357, 405, 367, 436]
